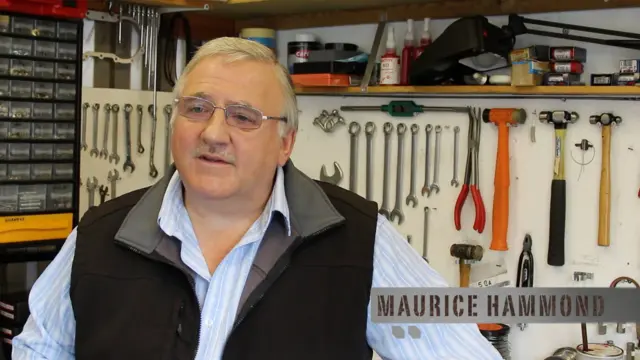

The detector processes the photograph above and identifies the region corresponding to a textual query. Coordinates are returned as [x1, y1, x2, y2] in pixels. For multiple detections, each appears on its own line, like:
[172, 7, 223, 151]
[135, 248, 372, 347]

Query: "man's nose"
[201, 108, 230, 143]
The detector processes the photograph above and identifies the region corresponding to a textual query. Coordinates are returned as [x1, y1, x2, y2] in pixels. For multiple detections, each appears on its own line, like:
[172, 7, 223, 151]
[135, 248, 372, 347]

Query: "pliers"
[454, 107, 486, 233]
[516, 234, 534, 288]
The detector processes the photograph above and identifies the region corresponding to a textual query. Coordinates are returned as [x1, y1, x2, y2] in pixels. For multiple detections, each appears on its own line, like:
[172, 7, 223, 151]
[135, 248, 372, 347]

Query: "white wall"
[79, 7, 640, 360]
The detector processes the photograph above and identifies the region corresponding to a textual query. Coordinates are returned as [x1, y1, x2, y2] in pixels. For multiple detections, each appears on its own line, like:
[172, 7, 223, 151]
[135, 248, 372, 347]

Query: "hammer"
[450, 244, 484, 287]
[589, 113, 622, 247]
[539, 111, 579, 266]
[482, 108, 526, 251]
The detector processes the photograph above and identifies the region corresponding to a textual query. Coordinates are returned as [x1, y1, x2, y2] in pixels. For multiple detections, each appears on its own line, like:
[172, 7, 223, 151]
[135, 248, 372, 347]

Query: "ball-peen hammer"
[450, 244, 484, 287]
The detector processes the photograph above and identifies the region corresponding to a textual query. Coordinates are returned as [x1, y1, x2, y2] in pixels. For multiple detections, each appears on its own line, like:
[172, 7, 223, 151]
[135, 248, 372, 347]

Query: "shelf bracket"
[361, 17, 387, 93]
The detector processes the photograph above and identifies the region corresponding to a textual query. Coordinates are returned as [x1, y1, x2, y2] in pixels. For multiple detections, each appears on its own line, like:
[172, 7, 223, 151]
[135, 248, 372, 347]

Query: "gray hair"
[171, 37, 298, 136]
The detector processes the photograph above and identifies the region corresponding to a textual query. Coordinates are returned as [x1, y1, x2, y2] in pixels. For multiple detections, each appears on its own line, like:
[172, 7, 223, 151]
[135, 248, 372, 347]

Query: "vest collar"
[114, 160, 346, 254]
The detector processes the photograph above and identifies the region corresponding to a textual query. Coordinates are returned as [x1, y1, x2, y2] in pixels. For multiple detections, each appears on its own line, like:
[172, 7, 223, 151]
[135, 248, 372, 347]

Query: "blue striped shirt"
[12, 167, 502, 360]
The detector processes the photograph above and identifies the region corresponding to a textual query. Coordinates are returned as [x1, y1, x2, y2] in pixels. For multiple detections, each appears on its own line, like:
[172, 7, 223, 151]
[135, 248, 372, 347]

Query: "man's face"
[171, 56, 295, 201]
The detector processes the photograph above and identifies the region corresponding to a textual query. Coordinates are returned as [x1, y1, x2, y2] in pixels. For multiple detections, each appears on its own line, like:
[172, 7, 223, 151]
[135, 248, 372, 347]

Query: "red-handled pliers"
[454, 107, 486, 233]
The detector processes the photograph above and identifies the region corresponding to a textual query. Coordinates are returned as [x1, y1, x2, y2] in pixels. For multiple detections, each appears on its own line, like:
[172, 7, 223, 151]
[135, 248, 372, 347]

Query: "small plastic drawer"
[0, 36, 10, 54]
[54, 123, 74, 140]
[56, 43, 76, 60]
[34, 20, 57, 38]
[0, 80, 8, 96]
[55, 103, 75, 120]
[34, 40, 56, 59]
[31, 143, 54, 160]
[0, 164, 6, 181]
[32, 122, 54, 140]
[52, 163, 73, 180]
[0, 15, 8, 33]
[0, 101, 8, 117]
[10, 102, 32, 119]
[8, 164, 30, 181]
[47, 183, 73, 210]
[18, 184, 47, 212]
[10, 59, 33, 77]
[34, 61, 54, 79]
[31, 163, 52, 181]
[11, 17, 34, 35]
[57, 23, 77, 41]
[53, 144, 73, 160]
[8, 122, 31, 139]
[11, 38, 33, 57]
[55, 63, 75, 80]
[33, 82, 54, 100]
[0, 122, 8, 139]
[0, 143, 6, 160]
[33, 103, 54, 119]
[10, 80, 32, 99]
[7, 143, 30, 160]
[55, 83, 76, 100]
[0, 185, 19, 213]
[0, 58, 8, 75]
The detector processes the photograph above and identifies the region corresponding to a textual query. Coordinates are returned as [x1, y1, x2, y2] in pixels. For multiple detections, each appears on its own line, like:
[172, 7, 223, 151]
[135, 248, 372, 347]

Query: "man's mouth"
[198, 154, 230, 164]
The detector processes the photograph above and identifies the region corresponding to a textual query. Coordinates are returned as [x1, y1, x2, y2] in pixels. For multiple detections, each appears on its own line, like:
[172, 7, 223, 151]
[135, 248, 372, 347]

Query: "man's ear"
[278, 130, 296, 166]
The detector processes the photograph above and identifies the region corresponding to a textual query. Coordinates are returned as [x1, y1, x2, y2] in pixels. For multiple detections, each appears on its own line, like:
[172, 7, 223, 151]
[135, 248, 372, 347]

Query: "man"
[12, 37, 502, 360]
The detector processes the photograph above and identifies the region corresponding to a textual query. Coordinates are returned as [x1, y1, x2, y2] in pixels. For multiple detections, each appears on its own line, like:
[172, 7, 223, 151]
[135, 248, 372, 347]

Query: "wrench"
[429, 125, 442, 195]
[122, 104, 135, 173]
[89, 103, 100, 157]
[421, 124, 432, 196]
[390, 123, 406, 225]
[348, 121, 361, 192]
[364, 122, 376, 201]
[406, 124, 419, 207]
[136, 104, 145, 154]
[320, 162, 343, 184]
[108, 169, 121, 198]
[423, 206, 430, 262]
[100, 104, 111, 159]
[81, 103, 89, 151]
[378, 122, 393, 219]
[86, 176, 98, 208]
[451, 126, 460, 187]
[164, 105, 173, 174]
[109, 104, 120, 164]
[148, 105, 158, 178]
[99, 185, 109, 204]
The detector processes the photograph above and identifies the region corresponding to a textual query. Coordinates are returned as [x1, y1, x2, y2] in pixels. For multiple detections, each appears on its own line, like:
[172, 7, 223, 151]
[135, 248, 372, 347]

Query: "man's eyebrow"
[188, 91, 211, 99]
[227, 99, 255, 108]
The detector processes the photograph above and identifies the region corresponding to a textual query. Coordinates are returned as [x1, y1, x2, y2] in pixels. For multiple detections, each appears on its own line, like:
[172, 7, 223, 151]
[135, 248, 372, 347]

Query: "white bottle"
[379, 25, 400, 85]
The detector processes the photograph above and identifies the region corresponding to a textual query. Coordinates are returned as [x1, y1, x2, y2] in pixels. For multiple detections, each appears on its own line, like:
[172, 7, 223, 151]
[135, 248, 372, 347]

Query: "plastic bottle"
[400, 19, 415, 85]
[379, 25, 400, 86]
[414, 18, 432, 60]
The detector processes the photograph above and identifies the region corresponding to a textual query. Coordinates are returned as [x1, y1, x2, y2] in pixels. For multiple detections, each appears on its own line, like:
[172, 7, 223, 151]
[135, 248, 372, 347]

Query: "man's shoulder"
[314, 180, 378, 220]
[78, 187, 150, 229]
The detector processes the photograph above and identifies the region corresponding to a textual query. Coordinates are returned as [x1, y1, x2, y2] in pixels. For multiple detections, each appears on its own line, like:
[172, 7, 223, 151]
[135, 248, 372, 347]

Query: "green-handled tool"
[340, 101, 468, 117]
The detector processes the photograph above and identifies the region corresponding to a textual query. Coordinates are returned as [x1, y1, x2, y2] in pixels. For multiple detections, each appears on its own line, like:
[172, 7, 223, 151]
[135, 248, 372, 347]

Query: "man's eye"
[188, 105, 206, 113]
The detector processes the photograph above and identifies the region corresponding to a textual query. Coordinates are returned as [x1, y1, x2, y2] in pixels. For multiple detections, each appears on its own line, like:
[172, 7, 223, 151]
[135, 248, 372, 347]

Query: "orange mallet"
[482, 108, 526, 251]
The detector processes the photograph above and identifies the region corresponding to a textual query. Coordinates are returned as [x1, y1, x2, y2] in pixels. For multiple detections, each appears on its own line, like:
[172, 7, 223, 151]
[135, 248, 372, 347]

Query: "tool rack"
[0, 10, 83, 263]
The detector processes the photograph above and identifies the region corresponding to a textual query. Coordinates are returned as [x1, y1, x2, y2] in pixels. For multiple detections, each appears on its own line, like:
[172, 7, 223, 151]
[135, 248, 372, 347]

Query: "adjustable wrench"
[429, 125, 442, 195]
[136, 105, 145, 154]
[122, 104, 135, 173]
[89, 103, 100, 157]
[163, 105, 172, 174]
[348, 121, 361, 192]
[406, 124, 419, 207]
[108, 169, 121, 198]
[421, 124, 432, 196]
[148, 105, 158, 178]
[451, 126, 460, 187]
[378, 122, 393, 219]
[109, 104, 120, 164]
[81, 103, 89, 151]
[390, 123, 406, 225]
[364, 122, 376, 201]
[86, 176, 98, 208]
[100, 104, 111, 159]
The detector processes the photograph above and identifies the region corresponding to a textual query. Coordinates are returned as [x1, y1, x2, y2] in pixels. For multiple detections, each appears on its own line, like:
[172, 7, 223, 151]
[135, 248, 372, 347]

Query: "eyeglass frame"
[172, 96, 288, 130]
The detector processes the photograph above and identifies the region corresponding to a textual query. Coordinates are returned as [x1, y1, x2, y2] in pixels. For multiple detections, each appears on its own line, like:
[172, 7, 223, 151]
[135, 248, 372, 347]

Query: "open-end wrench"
[451, 126, 460, 187]
[86, 176, 98, 208]
[89, 103, 100, 157]
[423, 206, 430, 262]
[122, 104, 135, 173]
[109, 104, 121, 164]
[136, 105, 145, 154]
[348, 121, 361, 192]
[163, 105, 172, 174]
[421, 124, 432, 196]
[108, 169, 121, 198]
[81, 103, 89, 151]
[406, 124, 419, 207]
[390, 123, 406, 225]
[364, 122, 376, 201]
[100, 104, 111, 159]
[378, 122, 393, 219]
[429, 125, 442, 195]
[148, 105, 158, 178]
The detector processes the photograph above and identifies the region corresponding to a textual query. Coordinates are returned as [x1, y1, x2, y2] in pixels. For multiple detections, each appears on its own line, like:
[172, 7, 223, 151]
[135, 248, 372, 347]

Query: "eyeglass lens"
[177, 97, 263, 129]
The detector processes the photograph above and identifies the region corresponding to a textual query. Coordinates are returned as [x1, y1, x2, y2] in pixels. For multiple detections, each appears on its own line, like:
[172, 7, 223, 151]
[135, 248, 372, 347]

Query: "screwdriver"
[340, 101, 468, 118]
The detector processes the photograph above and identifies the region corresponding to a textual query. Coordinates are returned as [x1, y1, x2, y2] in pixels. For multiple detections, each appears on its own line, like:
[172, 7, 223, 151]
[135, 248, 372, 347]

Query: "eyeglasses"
[173, 96, 287, 130]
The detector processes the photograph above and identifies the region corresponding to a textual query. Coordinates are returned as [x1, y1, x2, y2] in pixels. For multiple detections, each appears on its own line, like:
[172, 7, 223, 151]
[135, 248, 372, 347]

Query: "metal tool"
[451, 126, 460, 187]
[108, 169, 121, 198]
[136, 104, 145, 154]
[164, 104, 173, 174]
[539, 110, 579, 266]
[100, 104, 111, 159]
[423, 207, 429, 262]
[86, 176, 98, 208]
[421, 124, 432, 196]
[589, 113, 622, 248]
[81, 103, 89, 151]
[123, 104, 135, 173]
[454, 107, 486, 234]
[99, 185, 109, 204]
[148, 104, 158, 178]
[364, 122, 376, 201]
[348, 121, 361, 192]
[314, 109, 345, 133]
[406, 124, 419, 207]
[319, 162, 343, 185]
[379, 122, 393, 219]
[109, 104, 121, 164]
[90, 103, 100, 157]
[516, 234, 534, 330]
[340, 101, 468, 117]
[450, 243, 484, 287]
[429, 125, 442, 195]
[390, 123, 406, 225]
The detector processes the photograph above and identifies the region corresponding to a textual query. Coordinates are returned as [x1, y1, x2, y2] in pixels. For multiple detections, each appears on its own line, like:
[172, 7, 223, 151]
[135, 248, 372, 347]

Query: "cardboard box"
[511, 60, 549, 86]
